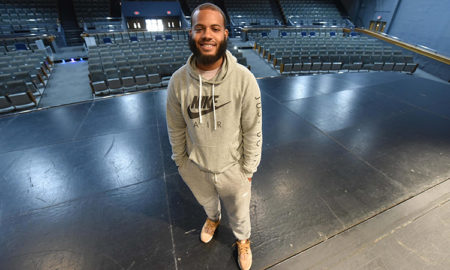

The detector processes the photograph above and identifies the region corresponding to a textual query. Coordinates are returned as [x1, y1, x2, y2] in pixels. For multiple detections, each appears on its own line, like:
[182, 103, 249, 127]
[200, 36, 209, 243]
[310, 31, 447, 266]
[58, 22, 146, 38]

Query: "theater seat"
[0, 96, 14, 113]
[403, 63, 418, 73]
[292, 62, 302, 73]
[148, 74, 162, 88]
[5, 80, 36, 110]
[119, 67, 136, 92]
[105, 69, 123, 94]
[133, 65, 149, 90]
[0, 84, 14, 113]
[90, 71, 109, 96]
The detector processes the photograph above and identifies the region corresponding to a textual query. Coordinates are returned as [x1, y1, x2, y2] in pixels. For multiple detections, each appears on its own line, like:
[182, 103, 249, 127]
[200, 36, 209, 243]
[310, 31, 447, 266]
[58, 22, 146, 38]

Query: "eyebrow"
[194, 24, 223, 28]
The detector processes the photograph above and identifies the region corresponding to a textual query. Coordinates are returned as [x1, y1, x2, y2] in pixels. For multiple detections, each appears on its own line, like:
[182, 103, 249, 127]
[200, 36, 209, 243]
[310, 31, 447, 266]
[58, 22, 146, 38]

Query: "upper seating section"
[73, 0, 122, 32]
[225, 0, 281, 26]
[280, 0, 345, 26]
[0, 0, 58, 36]
[74, 0, 110, 21]
[185, 0, 210, 13]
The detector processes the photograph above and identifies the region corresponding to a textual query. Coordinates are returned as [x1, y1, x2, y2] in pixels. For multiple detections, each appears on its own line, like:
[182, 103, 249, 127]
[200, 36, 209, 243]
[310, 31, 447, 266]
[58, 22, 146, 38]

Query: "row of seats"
[246, 27, 347, 40]
[255, 35, 383, 52]
[0, 0, 55, 5]
[89, 66, 167, 96]
[85, 30, 190, 45]
[0, 49, 53, 113]
[0, 37, 43, 53]
[289, 18, 347, 27]
[0, 23, 58, 36]
[82, 19, 123, 33]
[0, 0, 58, 35]
[278, 55, 418, 74]
[88, 39, 190, 52]
[254, 35, 418, 74]
[280, 0, 344, 26]
[225, 0, 281, 26]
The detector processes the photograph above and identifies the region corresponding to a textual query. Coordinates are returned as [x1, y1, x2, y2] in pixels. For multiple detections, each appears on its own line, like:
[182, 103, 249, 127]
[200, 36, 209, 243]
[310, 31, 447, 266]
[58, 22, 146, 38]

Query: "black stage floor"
[0, 72, 449, 269]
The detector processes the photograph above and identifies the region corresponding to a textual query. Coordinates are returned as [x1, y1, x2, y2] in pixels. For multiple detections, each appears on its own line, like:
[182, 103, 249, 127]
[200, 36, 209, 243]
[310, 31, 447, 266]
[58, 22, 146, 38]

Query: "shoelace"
[235, 240, 251, 255]
[205, 220, 218, 234]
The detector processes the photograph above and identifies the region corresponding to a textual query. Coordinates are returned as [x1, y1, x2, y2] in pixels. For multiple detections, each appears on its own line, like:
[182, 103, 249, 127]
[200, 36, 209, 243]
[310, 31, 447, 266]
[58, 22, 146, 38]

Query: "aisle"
[38, 61, 93, 108]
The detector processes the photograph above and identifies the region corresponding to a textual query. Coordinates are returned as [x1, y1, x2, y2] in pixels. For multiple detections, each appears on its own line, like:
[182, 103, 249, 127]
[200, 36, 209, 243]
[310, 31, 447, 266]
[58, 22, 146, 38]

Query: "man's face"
[189, 9, 229, 67]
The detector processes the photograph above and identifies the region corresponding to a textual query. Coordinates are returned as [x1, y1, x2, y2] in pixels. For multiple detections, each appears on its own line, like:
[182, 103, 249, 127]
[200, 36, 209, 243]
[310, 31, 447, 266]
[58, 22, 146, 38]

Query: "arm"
[166, 79, 188, 167]
[241, 74, 262, 178]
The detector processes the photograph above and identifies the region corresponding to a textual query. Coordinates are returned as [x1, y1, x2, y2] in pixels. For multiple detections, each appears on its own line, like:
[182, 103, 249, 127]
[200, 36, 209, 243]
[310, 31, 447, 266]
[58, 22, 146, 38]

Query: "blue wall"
[122, 1, 182, 18]
[340, 0, 450, 81]
[340, 0, 399, 28]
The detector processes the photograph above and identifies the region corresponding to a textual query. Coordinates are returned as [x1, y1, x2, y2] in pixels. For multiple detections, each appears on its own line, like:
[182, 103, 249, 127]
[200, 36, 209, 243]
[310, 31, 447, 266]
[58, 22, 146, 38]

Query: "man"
[166, 3, 262, 270]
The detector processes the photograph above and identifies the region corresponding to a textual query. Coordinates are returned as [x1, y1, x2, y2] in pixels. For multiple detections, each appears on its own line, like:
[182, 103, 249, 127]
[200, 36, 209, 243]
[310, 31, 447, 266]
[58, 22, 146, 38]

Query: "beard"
[189, 35, 228, 67]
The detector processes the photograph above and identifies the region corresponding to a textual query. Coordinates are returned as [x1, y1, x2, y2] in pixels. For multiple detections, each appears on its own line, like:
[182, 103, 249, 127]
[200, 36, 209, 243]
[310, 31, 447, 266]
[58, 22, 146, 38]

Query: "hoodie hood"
[187, 50, 237, 85]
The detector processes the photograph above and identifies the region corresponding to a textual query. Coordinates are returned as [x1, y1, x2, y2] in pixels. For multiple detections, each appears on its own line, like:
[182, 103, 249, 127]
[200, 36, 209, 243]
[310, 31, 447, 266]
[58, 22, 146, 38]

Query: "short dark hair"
[190, 3, 227, 27]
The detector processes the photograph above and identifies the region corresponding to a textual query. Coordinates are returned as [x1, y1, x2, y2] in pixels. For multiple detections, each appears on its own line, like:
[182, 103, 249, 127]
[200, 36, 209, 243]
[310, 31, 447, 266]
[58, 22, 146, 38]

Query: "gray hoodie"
[166, 50, 262, 178]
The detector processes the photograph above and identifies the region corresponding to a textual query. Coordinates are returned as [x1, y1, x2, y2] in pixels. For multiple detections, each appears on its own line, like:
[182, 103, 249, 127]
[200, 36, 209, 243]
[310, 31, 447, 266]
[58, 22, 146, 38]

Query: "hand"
[248, 178, 252, 182]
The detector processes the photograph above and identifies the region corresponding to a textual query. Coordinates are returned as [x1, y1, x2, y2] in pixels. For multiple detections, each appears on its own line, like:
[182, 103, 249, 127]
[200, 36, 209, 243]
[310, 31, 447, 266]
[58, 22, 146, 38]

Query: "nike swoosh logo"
[187, 101, 231, 119]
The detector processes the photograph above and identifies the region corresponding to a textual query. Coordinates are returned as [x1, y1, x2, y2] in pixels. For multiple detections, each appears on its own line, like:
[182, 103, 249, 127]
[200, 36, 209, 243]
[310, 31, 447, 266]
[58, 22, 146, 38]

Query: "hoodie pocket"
[189, 144, 234, 172]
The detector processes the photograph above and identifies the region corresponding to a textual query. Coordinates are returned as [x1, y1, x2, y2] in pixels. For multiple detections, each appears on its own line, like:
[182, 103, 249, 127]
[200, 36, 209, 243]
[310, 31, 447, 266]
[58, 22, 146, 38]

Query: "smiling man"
[166, 3, 262, 270]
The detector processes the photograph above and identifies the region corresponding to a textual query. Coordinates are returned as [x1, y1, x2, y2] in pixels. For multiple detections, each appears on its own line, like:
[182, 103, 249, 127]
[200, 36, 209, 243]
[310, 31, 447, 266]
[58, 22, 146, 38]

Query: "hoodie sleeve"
[166, 78, 188, 167]
[241, 73, 262, 178]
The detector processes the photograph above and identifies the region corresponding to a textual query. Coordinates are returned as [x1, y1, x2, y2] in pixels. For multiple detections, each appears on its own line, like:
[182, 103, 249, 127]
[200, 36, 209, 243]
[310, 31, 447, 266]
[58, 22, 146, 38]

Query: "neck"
[196, 56, 224, 71]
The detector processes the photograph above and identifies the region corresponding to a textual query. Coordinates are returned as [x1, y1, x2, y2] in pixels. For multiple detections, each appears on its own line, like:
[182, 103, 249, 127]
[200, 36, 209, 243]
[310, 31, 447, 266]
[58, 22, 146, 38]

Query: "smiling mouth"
[200, 43, 216, 49]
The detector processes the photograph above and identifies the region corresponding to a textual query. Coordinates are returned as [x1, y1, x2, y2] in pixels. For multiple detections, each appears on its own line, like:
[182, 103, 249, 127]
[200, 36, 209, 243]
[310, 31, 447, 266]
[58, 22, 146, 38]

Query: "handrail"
[345, 28, 450, 65]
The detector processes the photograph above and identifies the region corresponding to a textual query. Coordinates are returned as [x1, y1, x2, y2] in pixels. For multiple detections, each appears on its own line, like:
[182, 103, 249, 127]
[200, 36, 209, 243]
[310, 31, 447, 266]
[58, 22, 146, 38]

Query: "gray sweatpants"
[178, 159, 252, 240]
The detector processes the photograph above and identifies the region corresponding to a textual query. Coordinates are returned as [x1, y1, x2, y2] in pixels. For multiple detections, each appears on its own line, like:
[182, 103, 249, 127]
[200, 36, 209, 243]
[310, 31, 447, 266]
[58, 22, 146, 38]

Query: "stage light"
[62, 60, 66, 64]
[71, 58, 75, 62]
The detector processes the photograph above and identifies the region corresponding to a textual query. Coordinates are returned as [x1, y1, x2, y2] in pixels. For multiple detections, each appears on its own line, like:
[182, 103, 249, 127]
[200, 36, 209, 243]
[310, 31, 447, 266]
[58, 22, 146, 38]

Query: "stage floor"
[0, 72, 449, 269]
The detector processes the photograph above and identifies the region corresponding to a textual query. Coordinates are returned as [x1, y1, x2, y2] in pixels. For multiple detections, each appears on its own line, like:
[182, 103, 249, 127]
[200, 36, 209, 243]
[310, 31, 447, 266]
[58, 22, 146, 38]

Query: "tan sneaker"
[236, 239, 252, 270]
[200, 218, 220, 243]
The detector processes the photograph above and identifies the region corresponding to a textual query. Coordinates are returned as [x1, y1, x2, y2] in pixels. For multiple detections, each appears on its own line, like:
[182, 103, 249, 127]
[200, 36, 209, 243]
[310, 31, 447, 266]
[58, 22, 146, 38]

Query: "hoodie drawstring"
[198, 74, 217, 130]
[212, 84, 216, 130]
[198, 74, 203, 124]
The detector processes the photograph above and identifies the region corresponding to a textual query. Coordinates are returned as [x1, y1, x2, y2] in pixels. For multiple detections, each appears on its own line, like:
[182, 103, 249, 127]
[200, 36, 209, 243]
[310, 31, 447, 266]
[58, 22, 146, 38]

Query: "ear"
[189, 29, 192, 37]
[224, 28, 229, 39]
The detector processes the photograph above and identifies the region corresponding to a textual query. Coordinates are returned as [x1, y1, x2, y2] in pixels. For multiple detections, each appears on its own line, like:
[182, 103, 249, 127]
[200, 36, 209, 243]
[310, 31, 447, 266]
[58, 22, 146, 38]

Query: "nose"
[202, 27, 213, 39]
